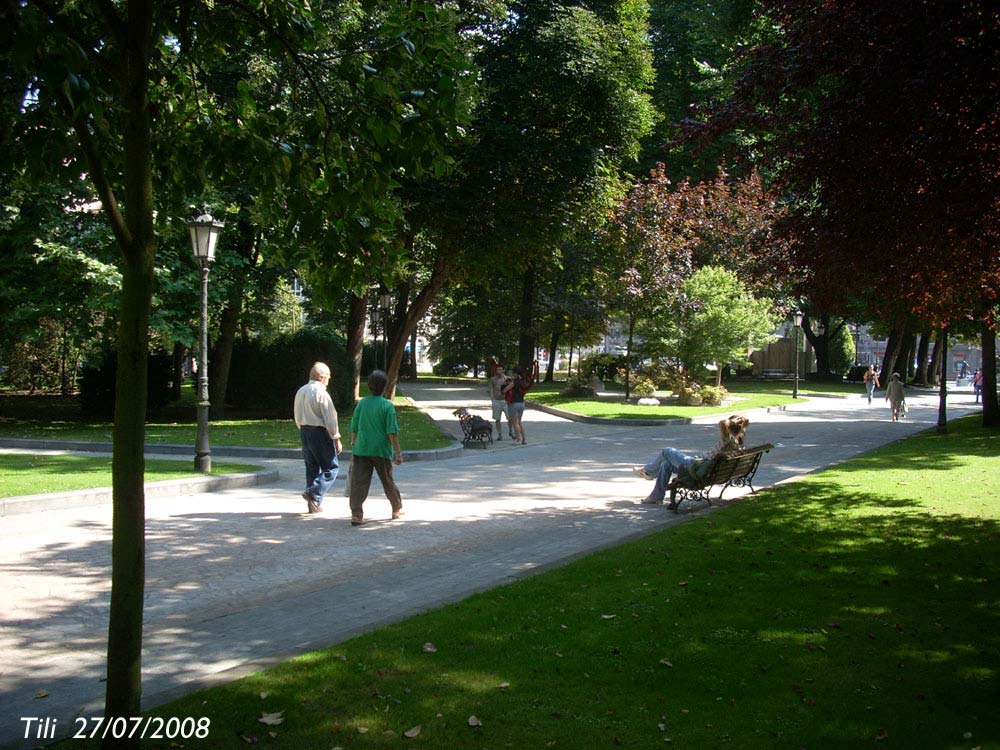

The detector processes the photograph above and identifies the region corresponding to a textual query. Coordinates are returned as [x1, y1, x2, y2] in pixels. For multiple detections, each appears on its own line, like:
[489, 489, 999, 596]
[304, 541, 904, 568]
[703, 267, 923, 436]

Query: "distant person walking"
[347, 369, 404, 526]
[293, 362, 342, 513]
[973, 367, 984, 404]
[863, 365, 880, 404]
[489, 363, 512, 440]
[885, 372, 906, 421]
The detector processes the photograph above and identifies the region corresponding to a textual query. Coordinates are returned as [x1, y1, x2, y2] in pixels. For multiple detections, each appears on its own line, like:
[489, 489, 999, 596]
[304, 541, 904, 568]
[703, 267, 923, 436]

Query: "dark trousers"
[348, 455, 402, 518]
[300, 427, 339, 503]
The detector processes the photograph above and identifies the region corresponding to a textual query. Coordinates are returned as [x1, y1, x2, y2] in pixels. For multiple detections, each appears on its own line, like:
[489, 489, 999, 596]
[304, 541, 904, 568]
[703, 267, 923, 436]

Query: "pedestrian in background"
[293, 362, 342, 513]
[489, 363, 512, 440]
[863, 365, 880, 404]
[973, 367, 984, 404]
[348, 369, 404, 526]
[503, 360, 539, 445]
[885, 372, 906, 421]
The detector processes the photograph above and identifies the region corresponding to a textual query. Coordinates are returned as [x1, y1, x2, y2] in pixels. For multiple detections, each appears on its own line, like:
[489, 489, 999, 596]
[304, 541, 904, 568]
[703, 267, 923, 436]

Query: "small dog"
[453, 407, 494, 445]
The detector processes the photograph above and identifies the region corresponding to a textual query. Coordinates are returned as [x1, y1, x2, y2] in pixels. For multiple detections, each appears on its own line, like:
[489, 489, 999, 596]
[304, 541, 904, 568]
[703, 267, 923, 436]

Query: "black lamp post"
[850, 322, 861, 365]
[792, 311, 803, 399]
[187, 212, 224, 473]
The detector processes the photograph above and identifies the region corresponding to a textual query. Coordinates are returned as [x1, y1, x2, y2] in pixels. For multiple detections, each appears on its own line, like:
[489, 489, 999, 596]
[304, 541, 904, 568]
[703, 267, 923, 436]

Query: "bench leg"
[667, 487, 680, 512]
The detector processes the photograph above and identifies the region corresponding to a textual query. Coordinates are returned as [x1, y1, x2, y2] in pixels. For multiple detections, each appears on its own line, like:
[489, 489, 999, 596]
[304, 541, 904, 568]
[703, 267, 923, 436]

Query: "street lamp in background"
[187, 212, 224, 473]
[792, 311, 803, 399]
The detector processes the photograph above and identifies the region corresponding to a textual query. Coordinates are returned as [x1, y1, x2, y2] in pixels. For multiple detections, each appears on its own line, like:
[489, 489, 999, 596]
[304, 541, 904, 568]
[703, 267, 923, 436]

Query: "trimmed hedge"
[78, 350, 174, 419]
[227, 327, 354, 414]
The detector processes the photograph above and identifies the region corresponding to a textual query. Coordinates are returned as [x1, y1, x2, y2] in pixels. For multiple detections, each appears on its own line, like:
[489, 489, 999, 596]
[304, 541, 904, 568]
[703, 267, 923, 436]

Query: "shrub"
[828, 324, 856, 377]
[78, 349, 174, 419]
[431, 358, 471, 377]
[579, 352, 628, 383]
[561, 376, 595, 397]
[632, 377, 657, 397]
[699, 384, 729, 406]
[227, 327, 354, 414]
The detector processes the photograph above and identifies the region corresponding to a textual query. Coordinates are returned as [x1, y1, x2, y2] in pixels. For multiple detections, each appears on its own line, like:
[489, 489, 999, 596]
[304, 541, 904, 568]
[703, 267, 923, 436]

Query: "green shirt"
[349, 395, 399, 459]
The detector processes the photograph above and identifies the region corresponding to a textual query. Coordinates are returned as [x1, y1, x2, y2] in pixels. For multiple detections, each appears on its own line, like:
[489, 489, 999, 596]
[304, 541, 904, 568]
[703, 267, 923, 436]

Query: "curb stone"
[0, 467, 281, 516]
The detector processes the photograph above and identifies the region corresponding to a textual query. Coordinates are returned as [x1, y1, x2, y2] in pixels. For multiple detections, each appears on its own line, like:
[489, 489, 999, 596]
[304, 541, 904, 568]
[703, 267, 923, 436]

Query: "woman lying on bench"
[633, 415, 749, 505]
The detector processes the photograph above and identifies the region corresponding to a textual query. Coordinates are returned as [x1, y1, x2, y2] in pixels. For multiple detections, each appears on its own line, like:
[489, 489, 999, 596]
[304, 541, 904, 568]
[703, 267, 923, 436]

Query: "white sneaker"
[632, 467, 654, 480]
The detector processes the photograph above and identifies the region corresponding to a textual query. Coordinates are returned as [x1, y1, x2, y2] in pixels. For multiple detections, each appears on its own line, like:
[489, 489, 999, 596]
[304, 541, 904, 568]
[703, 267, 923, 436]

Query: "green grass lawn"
[0, 395, 452, 451]
[526, 379, 823, 419]
[0, 454, 260, 497]
[104, 415, 1000, 749]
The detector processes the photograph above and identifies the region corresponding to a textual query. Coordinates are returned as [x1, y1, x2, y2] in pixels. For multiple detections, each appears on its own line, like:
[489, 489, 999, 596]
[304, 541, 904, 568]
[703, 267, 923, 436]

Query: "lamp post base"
[195, 399, 211, 474]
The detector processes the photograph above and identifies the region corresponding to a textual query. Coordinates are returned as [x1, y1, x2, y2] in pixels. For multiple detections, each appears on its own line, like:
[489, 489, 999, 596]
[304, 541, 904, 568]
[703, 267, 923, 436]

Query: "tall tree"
[2, 2, 418, 739]
[679, 0, 1000, 425]
[603, 163, 693, 398]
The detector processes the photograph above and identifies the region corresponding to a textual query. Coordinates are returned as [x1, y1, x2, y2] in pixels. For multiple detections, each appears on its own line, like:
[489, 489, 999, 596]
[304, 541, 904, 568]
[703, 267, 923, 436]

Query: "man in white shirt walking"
[293, 362, 343, 513]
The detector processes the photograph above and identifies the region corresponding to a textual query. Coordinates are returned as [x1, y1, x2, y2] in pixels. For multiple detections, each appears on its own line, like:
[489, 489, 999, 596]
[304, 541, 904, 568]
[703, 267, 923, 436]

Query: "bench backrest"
[702, 444, 772, 485]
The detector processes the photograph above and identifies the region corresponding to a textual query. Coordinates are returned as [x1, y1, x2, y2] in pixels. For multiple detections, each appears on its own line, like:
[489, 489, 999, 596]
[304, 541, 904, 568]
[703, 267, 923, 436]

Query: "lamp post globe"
[187, 212, 224, 473]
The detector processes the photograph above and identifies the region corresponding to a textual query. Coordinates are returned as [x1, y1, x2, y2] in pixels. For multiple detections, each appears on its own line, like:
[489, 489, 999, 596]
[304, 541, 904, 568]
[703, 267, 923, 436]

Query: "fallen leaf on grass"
[498, 682, 511, 689]
[240, 735, 257, 744]
[34, 690, 48, 699]
[258, 712, 284, 726]
[659, 659, 673, 668]
[404, 725, 422, 738]
[601, 614, 617, 620]
[357, 727, 369, 734]
[422, 643, 438, 653]
[468, 716, 483, 728]
[875, 728, 889, 741]
[259, 692, 269, 700]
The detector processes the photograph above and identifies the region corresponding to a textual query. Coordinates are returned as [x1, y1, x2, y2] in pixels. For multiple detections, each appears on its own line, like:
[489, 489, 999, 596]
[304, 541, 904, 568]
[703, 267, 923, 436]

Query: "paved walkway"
[0, 383, 983, 748]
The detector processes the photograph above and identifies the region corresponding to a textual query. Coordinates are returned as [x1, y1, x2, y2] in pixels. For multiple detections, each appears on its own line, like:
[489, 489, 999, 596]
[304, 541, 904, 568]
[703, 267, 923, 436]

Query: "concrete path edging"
[0, 468, 280, 517]
[0, 437, 463, 462]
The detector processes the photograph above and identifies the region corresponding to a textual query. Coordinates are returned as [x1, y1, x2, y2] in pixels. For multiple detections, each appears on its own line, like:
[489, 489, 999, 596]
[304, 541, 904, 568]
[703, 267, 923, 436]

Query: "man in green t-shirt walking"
[348, 369, 404, 526]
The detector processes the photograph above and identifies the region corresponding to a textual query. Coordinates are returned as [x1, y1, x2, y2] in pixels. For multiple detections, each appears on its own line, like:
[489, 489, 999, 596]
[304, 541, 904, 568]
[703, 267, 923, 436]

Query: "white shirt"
[293, 380, 341, 439]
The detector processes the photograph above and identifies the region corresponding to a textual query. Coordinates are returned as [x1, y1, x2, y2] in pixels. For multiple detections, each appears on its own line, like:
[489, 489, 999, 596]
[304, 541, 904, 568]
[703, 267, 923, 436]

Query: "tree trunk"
[383, 254, 451, 399]
[517, 262, 536, 371]
[937, 327, 948, 434]
[624, 313, 636, 400]
[209, 291, 241, 419]
[545, 322, 562, 383]
[346, 292, 368, 402]
[982, 324, 998, 428]
[898, 332, 917, 381]
[879, 326, 904, 384]
[408, 328, 418, 380]
[913, 329, 931, 386]
[99, 5, 156, 743]
[170, 341, 185, 401]
[928, 330, 943, 387]
[60, 320, 71, 395]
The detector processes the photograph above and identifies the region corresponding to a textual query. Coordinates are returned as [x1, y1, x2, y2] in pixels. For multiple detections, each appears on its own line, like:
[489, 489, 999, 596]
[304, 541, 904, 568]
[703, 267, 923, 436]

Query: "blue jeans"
[300, 427, 339, 505]
[644, 447, 695, 503]
[974, 383, 982, 403]
[866, 380, 876, 403]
